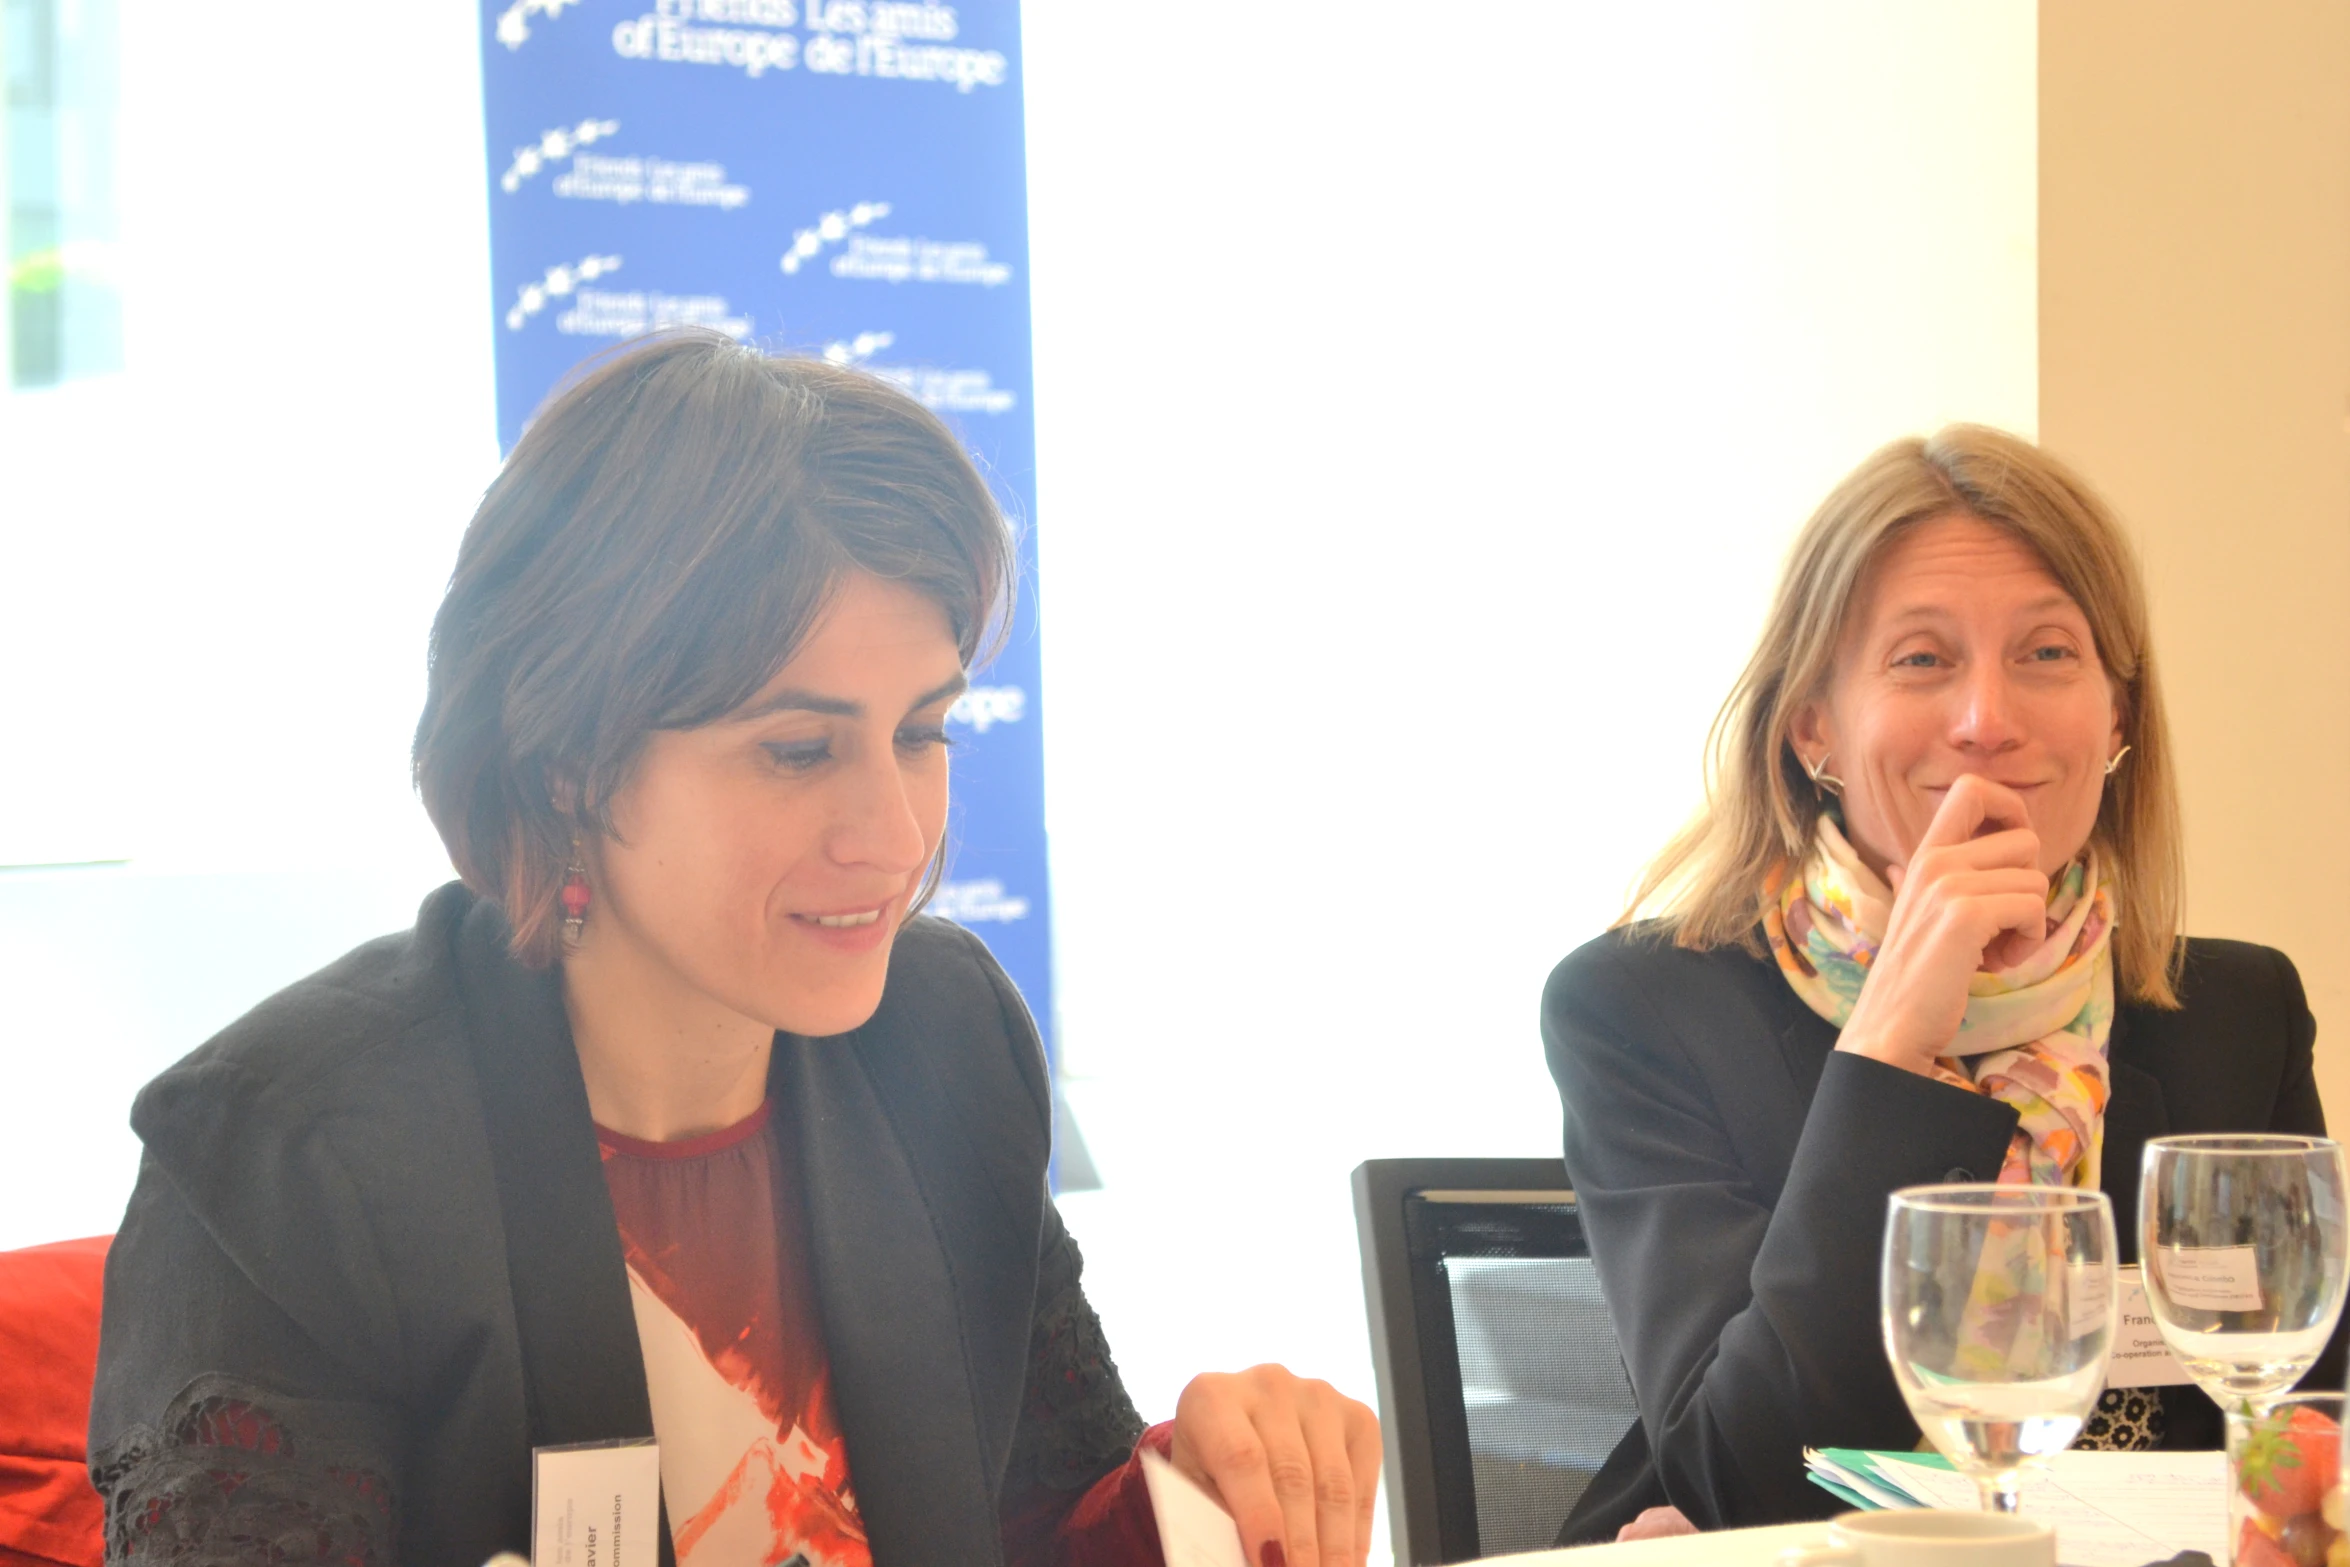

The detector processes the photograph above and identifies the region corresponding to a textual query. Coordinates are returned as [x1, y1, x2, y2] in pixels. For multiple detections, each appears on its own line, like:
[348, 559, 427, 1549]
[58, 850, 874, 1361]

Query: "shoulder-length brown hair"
[414, 329, 1014, 967]
[1627, 424, 2185, 1007]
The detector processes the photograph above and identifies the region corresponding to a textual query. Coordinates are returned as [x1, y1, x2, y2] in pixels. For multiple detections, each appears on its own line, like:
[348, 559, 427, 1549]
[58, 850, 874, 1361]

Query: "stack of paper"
[1804, 1448, 2227, 1567]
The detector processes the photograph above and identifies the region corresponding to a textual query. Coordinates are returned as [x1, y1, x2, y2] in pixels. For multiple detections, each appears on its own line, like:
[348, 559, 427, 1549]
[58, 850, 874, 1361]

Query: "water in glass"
[1883, 1185, 2117, 1514]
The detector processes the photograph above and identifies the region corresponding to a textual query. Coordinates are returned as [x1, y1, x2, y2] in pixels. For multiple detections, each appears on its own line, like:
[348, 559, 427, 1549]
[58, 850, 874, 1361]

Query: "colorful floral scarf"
[1765, 816, 2117, 1189]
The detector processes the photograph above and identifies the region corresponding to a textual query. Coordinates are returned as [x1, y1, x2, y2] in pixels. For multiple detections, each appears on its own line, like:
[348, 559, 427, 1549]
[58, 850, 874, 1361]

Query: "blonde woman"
[1544, 427, 2339, 1542]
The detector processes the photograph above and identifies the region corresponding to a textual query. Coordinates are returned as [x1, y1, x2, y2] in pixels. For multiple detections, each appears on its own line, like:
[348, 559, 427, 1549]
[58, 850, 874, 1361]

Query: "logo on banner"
[947, 685, 1024, 732]
[506, 255, 621, 330]
[612, 5, 802, 78]
[932, 879, 1030, 925]
[828, 234, 1009, 286]
[598, 1, 1010, 89]
[823, 333, 1017, 415]
[501, 119, 620, 192]
[561, 290, 751, 338]
[496, 0, 585, 48]
[820, 331, 894, 365]
[804, 28, 1007, 92]
[780, 203, 1011, 288]
[879, 366, 1013, 413]
[567, 157, 750, 209]
[504, 256, 751, 338]
[503, 120, 751, 209]
[781, 203, 891, 275]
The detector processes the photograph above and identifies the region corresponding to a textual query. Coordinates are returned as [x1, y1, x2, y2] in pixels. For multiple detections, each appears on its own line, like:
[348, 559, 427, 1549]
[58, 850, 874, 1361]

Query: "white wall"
[0, 0, 497, 876]
[0, 0, 492, 1245]
[2041, 0, 2350, 1132]
[1024, 0, 2038, 1460]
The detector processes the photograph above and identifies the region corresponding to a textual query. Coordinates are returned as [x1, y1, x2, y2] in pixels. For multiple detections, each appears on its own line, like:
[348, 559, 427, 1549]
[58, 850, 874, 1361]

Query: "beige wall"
[2040, 3, 2350, 1118]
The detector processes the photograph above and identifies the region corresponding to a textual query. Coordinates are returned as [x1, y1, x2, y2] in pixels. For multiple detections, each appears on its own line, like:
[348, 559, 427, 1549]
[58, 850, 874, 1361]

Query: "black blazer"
[87, 883, 1143, 1567]
[1543, 929, 2334, 1542]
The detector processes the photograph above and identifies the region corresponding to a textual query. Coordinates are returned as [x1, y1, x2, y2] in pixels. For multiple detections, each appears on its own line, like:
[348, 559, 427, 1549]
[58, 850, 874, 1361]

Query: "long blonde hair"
[1627, 424, 2184, 1007]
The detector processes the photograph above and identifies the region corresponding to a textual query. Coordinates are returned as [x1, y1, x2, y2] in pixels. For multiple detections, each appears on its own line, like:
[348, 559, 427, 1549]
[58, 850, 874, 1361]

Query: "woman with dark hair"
[88, 331, 1378, 1567]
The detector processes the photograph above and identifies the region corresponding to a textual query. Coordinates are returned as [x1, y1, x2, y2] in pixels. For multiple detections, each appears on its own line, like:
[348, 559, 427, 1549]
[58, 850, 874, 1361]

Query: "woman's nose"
[1950, 664, 2025, 751]
[827, 752, 932, 873]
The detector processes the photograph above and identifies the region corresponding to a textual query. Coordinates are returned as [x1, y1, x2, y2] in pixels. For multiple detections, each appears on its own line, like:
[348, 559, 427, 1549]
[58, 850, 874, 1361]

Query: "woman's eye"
[2028, 643, 2076, 663]
[1893, 650, 1941, 669]
[763, 740, 832, 772]
[897, 724, 956, 754]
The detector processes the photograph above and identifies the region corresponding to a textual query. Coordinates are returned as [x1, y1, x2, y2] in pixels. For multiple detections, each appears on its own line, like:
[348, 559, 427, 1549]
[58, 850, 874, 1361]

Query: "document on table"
[1140, 1450, 1249, 1567]
[1804, 1448, 2226, 1567]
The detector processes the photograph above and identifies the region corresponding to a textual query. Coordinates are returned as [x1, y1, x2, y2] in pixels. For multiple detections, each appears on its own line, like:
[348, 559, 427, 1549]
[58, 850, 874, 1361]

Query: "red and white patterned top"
[597, 1101, 870, 1567]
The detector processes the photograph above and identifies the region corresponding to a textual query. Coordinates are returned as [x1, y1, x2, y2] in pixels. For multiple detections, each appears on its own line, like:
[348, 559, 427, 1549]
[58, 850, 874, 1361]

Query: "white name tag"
[2107, 1264, 2193, 1388]
[533, 1440, 661, 1567]
[2155, 1244, 2266, 1313]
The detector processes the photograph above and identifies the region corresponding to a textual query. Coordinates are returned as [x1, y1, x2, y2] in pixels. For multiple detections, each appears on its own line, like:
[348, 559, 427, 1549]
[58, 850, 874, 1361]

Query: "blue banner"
[475, 0, 1054, 1059]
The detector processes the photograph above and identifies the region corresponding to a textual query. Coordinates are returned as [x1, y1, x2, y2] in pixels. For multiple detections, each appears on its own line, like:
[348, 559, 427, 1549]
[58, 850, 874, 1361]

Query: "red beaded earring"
[560, 848, 591, 946]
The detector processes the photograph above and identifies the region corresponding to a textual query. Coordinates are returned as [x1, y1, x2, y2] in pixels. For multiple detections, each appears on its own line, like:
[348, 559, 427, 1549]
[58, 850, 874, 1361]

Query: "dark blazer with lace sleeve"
[87, 883, 1142, 1567]
[1546, 929, 2342, 1544]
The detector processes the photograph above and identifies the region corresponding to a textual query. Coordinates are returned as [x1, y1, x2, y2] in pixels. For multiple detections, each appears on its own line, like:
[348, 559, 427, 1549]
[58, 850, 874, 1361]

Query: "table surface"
[1477, 1519, 2211, 1567]
[1482, 1521, 1830, 1564]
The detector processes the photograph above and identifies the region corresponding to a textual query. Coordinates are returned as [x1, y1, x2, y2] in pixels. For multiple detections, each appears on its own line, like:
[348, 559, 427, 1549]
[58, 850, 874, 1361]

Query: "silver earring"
[2104, 745, 2132, 778]
[1802, 751, 1845, 797]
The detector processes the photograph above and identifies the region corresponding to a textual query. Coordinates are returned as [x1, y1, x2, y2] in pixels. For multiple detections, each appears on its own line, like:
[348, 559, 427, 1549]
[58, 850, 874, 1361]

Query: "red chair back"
[0, 1237, 108, 1567]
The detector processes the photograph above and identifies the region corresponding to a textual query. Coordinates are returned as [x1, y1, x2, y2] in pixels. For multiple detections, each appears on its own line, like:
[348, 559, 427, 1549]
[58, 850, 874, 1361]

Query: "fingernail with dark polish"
[1261, 1544, 1286, 1567]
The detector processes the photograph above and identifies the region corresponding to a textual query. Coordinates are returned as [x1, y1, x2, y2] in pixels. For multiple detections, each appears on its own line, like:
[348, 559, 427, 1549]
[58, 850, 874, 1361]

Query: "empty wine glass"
[1884, 1184, 2118, 1514]
[2140, 1134, 2350, 1409]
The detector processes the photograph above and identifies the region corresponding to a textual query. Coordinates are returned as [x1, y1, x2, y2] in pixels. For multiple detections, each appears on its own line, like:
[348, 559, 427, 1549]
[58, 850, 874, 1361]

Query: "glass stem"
[1980, 1478, 2022, 1514]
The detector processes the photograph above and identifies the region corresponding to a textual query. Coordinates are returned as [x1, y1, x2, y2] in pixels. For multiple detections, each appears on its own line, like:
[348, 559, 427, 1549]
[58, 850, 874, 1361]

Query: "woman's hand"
[1836, 774, 2049, 1076]
[1169, 1365, 1381, 1567]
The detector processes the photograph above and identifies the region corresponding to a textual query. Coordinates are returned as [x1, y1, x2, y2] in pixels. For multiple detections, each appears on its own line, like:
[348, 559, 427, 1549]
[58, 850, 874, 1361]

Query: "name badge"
[2155, 1244, 2266, 1312]
[533, 1439, 661, 1567]
[2106, 1264, 2192, 1389]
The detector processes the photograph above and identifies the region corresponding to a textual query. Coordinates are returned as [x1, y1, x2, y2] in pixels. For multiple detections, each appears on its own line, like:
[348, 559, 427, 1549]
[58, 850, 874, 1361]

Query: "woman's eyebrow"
[735, 672, 968, 723]
[738, 688, 863, 720]
[911, 673, 970, 713]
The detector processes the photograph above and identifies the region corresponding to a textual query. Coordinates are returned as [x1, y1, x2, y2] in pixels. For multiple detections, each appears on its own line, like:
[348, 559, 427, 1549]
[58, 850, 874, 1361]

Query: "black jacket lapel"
[453, 902, 657, 1452]
[778, 1032, 1000, 1567]
[2101, 1010, 2172, 1265]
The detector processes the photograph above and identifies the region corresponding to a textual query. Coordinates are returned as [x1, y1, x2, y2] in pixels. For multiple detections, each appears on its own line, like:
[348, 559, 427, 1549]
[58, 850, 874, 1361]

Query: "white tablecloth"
[1483, 1520, 1831, 1564]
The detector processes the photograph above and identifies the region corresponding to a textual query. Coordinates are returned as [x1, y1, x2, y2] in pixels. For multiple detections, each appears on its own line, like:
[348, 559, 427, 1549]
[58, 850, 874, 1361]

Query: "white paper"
[1140, 1450, 1250, 1567]
[2066, 1260, 2113, 1342]
[2105, 1265, 2192, 1388]
[1869, 1450, 2226, 1567]
[532, 1440, 662, 1567]
[1803, 1450, 1928, 1511]
[2154, 1244, 2266, 1312]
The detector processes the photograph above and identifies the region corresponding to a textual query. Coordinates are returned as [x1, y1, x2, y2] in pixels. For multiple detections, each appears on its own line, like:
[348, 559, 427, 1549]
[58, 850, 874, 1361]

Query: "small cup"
[1777, 1509, 2057, 1567]
[2226, 1392, 2346, 1567]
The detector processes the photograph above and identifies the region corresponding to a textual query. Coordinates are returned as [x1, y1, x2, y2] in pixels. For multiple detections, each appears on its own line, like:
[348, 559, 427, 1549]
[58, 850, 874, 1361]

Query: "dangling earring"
[2104, 744, 2132, 778]
[1802, 751, 1845, 798]
[560, 845, 591, 946]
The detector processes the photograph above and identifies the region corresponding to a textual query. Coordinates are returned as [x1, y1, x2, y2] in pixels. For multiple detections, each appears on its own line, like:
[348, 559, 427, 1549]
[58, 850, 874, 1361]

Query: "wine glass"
[1883, 1184, 2118, 1514]
[2140, 1134, 2350, 1408]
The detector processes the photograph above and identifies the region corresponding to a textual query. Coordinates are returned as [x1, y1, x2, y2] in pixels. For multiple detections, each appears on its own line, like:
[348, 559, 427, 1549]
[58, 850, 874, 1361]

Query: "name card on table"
[533, 1439, 661, 1567]
[2107, 1265, 2192, 1389]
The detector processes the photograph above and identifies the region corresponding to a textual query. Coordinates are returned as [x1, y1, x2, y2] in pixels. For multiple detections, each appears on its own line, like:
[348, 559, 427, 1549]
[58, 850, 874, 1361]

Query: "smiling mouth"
[1926, 779, 2048, 792]
[800, 908, 884, 929]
